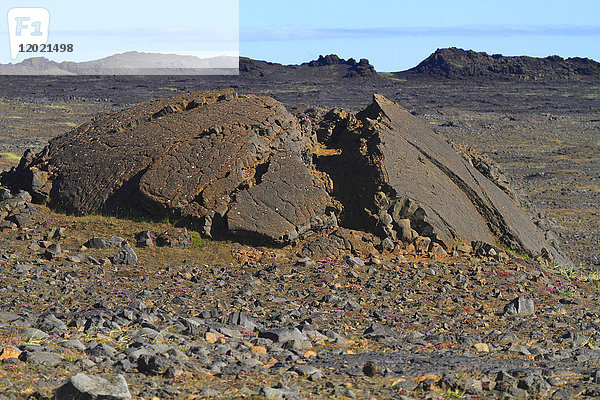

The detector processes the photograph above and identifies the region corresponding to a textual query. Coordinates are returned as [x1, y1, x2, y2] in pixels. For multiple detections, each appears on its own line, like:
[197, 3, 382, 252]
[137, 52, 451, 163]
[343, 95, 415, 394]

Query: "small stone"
[20, 351, 63, 366]
[504, 296, 535, 316]
[85, 236, 124, 249]
[259, 387, 286, 400]
[295, 257, 315, 267]
[259, 328, 309, 345]
[0, 346, 21, 361]
[111, 243, 138, 265]
[15, 263, 32, 273]
[333, 388, 356, 398]
[473, 343, 490, 353]
[0, 312, 19, 323]
[363, 361, 377, 377]
[430, 242, 447, 257]
[227, 311, 258, 331]
[55, 373, 132, 400]
[199, 388, 220, 397]
[59, 340, 86, 351]
[456, 244, 473, 254]
[205, 332, 224, 344]
[381, 237, 395, 251]
[303, 350, 317, 358]
[241, 358, 263, 368]
[251, 345, 267, 355]
[345, 255, 365, 267]
[414, 236, 431, 252]
[44, 243, 62, 259]
[344, 300, 361, 311]
[136, 355, 170, 376]
[397, 218, 417, 242]
[36, 314, 67, 333]
[21, 328, 49, 342]
[67, 254, 86, 263]
[86, 343, 117, 358]
[507, 343, 531, 355]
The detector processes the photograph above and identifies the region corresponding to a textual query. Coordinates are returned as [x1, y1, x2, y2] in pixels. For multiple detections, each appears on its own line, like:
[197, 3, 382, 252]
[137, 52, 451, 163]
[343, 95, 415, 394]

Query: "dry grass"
[0, 152, 21, 169]
[35, 205, 255, 270]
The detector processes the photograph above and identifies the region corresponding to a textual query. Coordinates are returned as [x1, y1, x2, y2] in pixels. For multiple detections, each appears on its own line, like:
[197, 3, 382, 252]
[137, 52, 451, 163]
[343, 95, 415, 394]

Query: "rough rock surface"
[2, 89, 333, 245]
[315, 94, 572, 266]
[403, 47, 600, 81]
[239, 54, 377, 79]
[55, 373, 132, 400]
[227, 151, 334, 243]
[1, 90, 571, 264]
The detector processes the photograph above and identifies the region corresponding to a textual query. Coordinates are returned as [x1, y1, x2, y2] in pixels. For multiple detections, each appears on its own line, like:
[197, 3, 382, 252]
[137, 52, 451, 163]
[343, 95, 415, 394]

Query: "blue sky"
[1, 0, 599, 71]
[240, 0, 600, 71]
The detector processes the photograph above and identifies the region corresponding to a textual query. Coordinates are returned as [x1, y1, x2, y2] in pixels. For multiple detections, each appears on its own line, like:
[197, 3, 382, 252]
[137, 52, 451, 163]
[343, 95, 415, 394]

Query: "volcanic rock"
[55, 373, 132, 400]
[84, 236, 124, 249]
[227, 151, 334, 243]
[402, 47, 600, 81]
[2, 90, 572, 264]
[240, 54, 377, 79]
[111, 243, 138, 265]
[504, 296, 535, 316]
[156, 228, 191, 248]
[3, 89, 333, 245]
[316, 93, 572, 266]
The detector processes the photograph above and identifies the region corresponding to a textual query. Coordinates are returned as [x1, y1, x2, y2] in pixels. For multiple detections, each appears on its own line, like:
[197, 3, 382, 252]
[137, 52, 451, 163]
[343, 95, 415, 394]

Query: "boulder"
[1, 90, 572, 266]
[3, 89, 333, 245]
[402, 47, 600, 81]
[316, 94, 572, 267]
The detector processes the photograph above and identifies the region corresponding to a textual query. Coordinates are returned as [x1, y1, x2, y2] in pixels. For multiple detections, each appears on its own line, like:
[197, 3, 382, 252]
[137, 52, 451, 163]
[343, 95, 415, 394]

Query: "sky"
[1, 0, 599, 71]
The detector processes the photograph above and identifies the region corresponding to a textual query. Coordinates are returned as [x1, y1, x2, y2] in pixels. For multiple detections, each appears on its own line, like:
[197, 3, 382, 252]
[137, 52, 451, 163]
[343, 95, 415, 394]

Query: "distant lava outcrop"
[240, 54, 376, 78]
[400, 47, 600, 81]
[2, 89, 572, 267]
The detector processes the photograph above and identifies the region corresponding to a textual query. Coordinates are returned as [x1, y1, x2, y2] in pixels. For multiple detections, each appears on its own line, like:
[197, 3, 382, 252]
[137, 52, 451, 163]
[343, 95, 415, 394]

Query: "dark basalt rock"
[55, 373, 131, 400]
[1, 90, 572, 265]
[239, 54, 377, 79]
[402, 47, 600, 81]
[227, 151, 335, 243]
[315, 94, 572, 267]
[3, 89, 333, 245]
[305, 54, 376, 77]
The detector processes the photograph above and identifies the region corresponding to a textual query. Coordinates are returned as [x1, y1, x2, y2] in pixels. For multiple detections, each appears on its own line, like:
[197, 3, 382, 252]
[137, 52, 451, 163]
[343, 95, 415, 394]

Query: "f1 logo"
[7, 8, 50, 60]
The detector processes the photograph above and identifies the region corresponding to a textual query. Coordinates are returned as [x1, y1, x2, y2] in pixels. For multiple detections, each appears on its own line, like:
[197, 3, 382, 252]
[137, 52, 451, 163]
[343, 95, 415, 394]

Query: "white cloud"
[241, 25, 600, 42]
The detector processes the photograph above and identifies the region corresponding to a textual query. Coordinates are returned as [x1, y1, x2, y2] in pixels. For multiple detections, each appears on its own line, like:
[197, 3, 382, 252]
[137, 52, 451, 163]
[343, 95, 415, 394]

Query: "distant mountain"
[399, 48, 600, 81]
[0, 51, 238, 75]
[1, 52, 377, 77]
[239, 54, 377, 78]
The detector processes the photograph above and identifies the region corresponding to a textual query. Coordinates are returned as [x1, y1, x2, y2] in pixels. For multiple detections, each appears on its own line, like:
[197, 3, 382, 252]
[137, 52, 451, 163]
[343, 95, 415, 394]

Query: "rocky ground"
[1, 190, 600, 399]
[0, 58, 598, 399]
